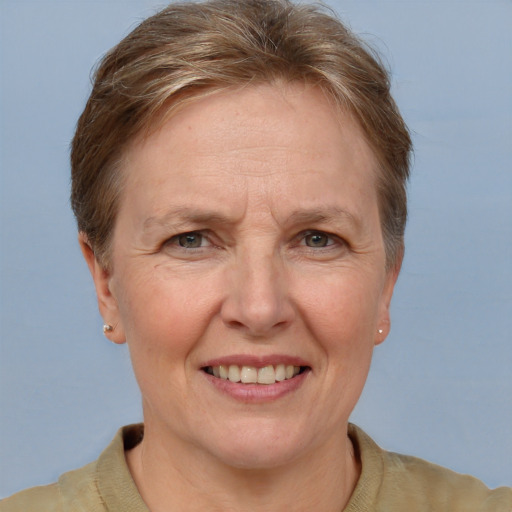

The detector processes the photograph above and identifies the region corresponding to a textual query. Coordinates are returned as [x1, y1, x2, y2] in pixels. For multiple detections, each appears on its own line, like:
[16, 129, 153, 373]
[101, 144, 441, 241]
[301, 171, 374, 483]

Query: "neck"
[126, 423, 360, 512]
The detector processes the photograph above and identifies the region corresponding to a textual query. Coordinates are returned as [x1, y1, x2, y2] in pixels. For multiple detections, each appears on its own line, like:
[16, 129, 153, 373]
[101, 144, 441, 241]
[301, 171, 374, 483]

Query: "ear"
[375, 251, 403, 346]
[79, 232, 126, 344]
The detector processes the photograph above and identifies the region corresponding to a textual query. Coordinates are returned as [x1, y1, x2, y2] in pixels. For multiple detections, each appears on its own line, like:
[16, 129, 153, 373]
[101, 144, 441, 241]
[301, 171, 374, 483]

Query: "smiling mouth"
[203, 364, 309, 385]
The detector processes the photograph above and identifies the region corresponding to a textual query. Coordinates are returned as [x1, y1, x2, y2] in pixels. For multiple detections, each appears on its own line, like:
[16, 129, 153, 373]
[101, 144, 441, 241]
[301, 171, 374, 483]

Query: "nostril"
[227, 319, 245, 330]
[225, 317, 290, 337]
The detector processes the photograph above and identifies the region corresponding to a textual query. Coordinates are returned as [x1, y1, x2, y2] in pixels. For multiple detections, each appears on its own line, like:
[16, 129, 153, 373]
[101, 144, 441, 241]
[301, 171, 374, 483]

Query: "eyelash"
[297, 230, 340, 249]
[166, 231, 212, 249]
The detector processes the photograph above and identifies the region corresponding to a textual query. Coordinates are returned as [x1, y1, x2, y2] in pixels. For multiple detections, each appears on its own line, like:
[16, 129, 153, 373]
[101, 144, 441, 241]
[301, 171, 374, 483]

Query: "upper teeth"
[208, 364, 301, 384]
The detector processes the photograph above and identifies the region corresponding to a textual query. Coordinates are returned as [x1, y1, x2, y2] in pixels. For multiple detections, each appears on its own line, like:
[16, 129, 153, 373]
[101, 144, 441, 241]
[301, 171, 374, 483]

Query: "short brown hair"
[71, 0, 411, 269]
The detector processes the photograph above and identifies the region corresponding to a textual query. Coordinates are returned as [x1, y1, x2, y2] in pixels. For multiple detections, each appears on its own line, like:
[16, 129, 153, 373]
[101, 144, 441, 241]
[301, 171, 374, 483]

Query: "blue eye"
[177, 232, 204, 248]
[304, 232, 332, 248]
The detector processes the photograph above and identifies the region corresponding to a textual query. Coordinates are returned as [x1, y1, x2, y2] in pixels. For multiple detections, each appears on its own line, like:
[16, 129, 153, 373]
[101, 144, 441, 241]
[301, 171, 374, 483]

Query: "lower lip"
[202, 369, 310, 403]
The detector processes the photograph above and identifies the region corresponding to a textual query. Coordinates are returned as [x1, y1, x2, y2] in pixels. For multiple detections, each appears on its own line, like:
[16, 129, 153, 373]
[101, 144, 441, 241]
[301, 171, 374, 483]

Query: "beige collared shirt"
[2, 424, 511, 511]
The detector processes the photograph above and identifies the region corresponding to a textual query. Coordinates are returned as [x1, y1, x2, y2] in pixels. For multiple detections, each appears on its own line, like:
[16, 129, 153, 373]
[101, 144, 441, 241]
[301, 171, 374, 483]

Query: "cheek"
[114, 271, 219, 370]
[297, 271, 382, 345]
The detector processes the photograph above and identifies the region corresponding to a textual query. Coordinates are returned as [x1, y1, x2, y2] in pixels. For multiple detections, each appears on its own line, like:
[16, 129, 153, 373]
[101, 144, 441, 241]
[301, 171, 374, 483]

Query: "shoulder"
[0, 461, 101, 512]
[381, 450, 512, 511]
[348, 424, 512, 512]
[1, 482, 61, 512]
[1, 425, 145, 512]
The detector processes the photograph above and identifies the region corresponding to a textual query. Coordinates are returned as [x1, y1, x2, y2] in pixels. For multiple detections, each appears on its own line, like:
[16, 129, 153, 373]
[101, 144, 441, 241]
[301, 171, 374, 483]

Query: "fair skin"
[81, 82, 400, 512]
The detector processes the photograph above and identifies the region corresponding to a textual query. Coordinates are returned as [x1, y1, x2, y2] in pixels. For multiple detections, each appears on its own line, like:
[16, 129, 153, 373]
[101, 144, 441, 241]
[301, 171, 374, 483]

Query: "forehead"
[119, 82, 379, 223]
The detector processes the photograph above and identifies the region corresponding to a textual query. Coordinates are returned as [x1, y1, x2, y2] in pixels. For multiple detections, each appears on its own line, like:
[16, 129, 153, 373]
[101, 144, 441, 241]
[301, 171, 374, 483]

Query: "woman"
[2, 0, 510, 510]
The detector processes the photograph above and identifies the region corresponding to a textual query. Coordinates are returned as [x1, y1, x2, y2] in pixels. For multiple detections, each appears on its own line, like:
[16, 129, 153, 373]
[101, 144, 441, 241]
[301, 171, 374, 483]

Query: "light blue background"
[1, 0, 511, 498]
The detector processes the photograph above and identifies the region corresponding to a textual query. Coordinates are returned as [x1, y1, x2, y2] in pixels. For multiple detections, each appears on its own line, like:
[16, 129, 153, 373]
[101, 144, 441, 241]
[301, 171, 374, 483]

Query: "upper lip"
[201, 354, 311, 368]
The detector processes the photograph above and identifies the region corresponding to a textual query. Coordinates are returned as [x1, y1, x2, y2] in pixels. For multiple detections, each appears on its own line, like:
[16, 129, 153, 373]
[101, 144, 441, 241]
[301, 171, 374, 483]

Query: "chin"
[214, 443, 301, 470]
[199, 419, 310, 470]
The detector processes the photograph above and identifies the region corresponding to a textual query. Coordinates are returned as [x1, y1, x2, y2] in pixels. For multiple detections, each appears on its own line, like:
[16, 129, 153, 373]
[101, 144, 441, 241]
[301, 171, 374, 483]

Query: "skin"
[81, 82, 401, 512]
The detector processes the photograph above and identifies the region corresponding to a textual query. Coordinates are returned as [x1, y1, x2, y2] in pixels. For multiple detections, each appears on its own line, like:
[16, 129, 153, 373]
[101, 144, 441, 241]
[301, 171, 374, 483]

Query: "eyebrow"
[142, 205, 361, 231]
[285, 206, 361, 229]
[143, 206, 233, 231]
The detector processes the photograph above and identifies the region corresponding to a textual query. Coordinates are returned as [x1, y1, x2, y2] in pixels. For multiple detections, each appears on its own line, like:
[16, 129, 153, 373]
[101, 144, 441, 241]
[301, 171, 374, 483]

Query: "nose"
[220, 249, 295, 337]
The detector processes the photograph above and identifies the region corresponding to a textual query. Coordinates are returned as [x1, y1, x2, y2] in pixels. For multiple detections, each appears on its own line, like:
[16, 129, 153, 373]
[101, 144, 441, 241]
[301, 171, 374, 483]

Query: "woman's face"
[87, 83, 399, 469]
